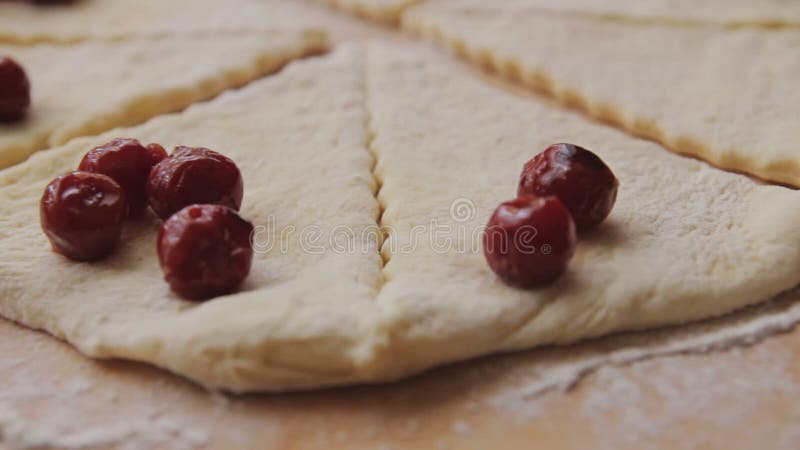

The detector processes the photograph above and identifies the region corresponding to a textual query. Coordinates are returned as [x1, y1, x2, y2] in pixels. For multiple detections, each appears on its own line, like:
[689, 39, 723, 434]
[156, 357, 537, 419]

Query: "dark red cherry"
[483, 196, 576, 288]
[40, 171, 129, 262]
[78, 138, 167, 214]
[158, 204, 254, 300]
[518, 143, 618, 229]
[0, 56, 31, 122]
[147, 146, 243, 220]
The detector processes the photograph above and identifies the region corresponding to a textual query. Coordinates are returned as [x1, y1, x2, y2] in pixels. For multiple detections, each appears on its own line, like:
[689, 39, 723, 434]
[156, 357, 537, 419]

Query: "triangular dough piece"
[0, 46, 384, 392]
[0, 31, 325, 169]
[0, 0, 326, 44]
[444, 0, 800, 27]
[403, 2, 800, 186]
[313, 0, 421, 23]
[365, 44, 800, 377]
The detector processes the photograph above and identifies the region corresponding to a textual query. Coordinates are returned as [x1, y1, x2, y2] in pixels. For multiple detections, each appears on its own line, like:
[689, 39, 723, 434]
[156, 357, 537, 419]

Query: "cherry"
[40, 171, 129, 262]
[0, 56, 31, 122]
[78, 138, 167, 215]
[147, 146, 243, 220]
[158, 204, 254, 300]
[483, 196, 576, 288]
[518, 143, 618, 229]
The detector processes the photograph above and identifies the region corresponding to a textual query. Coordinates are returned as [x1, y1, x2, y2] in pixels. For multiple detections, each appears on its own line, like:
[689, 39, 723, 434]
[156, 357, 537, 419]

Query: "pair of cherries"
[483, 143, 619, 288]
[40, 139, 253, 300]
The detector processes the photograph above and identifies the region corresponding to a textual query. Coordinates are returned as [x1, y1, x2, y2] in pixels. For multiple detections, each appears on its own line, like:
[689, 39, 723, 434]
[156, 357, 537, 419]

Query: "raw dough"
[403, 1, 800, 186]
[0, 0, 329, 44]
[0, 46, 385, 392]
[436, 0, 800, 28]
[313, 0, 421, 23]
[2, 44, 800, 392]
[365, 45, 800, 378]
[0, 31, 325, 169]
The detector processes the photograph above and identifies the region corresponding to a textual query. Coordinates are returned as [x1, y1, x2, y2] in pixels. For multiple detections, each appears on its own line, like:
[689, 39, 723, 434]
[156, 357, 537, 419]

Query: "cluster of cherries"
[39, 139, 254, 300]
[483, 143, 619, 288]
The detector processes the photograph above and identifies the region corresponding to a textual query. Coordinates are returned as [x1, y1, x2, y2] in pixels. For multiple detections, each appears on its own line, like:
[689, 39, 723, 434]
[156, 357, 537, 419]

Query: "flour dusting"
[487, 289, 800, 448]
[492, 288, 800, 408]
[0, 332, 211, 450]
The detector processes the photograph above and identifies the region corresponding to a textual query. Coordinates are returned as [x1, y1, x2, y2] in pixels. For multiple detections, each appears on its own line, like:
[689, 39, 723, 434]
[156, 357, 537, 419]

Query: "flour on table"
[488, 288, 800, 448]
[0, 335, 210, 450]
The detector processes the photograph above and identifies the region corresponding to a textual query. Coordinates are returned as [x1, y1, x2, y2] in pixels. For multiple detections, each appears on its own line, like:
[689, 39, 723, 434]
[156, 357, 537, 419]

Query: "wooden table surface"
[1, 4, 799, 449]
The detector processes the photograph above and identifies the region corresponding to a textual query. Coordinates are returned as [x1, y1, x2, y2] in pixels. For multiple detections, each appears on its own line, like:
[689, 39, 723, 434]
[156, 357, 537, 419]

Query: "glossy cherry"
[147, 146, 243, 220]
[0, 56, 31, 122]
[158, 204, 254, 300]
[40, 171, 129, 262]
[518, 143, 618, 230]
[483, 196, 576, 288]
[78, 138, 167, 214]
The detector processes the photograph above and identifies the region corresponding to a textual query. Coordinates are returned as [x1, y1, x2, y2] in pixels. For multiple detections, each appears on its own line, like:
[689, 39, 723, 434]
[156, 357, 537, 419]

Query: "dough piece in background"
[0, 46, 385, 392]
[450, 0, 800, 28]
[403, 1, 800, 186]
[0, 0, 327, 44]
[366, 44, 800, 378]
[0, 30, 326, 169]
[312, 0, 422, 24]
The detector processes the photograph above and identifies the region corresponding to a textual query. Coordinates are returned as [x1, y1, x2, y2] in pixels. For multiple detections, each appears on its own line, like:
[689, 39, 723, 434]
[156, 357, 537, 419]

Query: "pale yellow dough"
[312, 0, 421, 23]
[404, 2, 800, 186]
[0, 31, 325, 169]
[0, 0, 327, 44]
[2, 45, 800, 392]
[444, 0, 800, 27]
[366, 45, 800, 377]
[0, 46, 385, 391]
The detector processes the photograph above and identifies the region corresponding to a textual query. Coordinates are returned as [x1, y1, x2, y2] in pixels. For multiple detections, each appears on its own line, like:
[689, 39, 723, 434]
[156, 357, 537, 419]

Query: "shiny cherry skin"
[0, 56, 31, 122]
[483, 195, 576, 288]
[147, 146, 243, 220]
[158, 204, 254, 300]
[78, 138, 167, 215]
[518, 143, 618, 230]
[40, 171, 129, 262]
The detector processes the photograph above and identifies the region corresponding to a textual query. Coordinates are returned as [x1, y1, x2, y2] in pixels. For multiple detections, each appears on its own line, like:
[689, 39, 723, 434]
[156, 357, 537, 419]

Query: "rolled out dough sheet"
[441, 0, 800, 27]
[1, 44, 800, 391]
[0, 46, 384, 392]
[403, 1, 800, 186]
[313, 0, 422, 23]
[366, 44, 800, 377]
[0, 0, 328, 44]
[0, 30, 325, 169]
